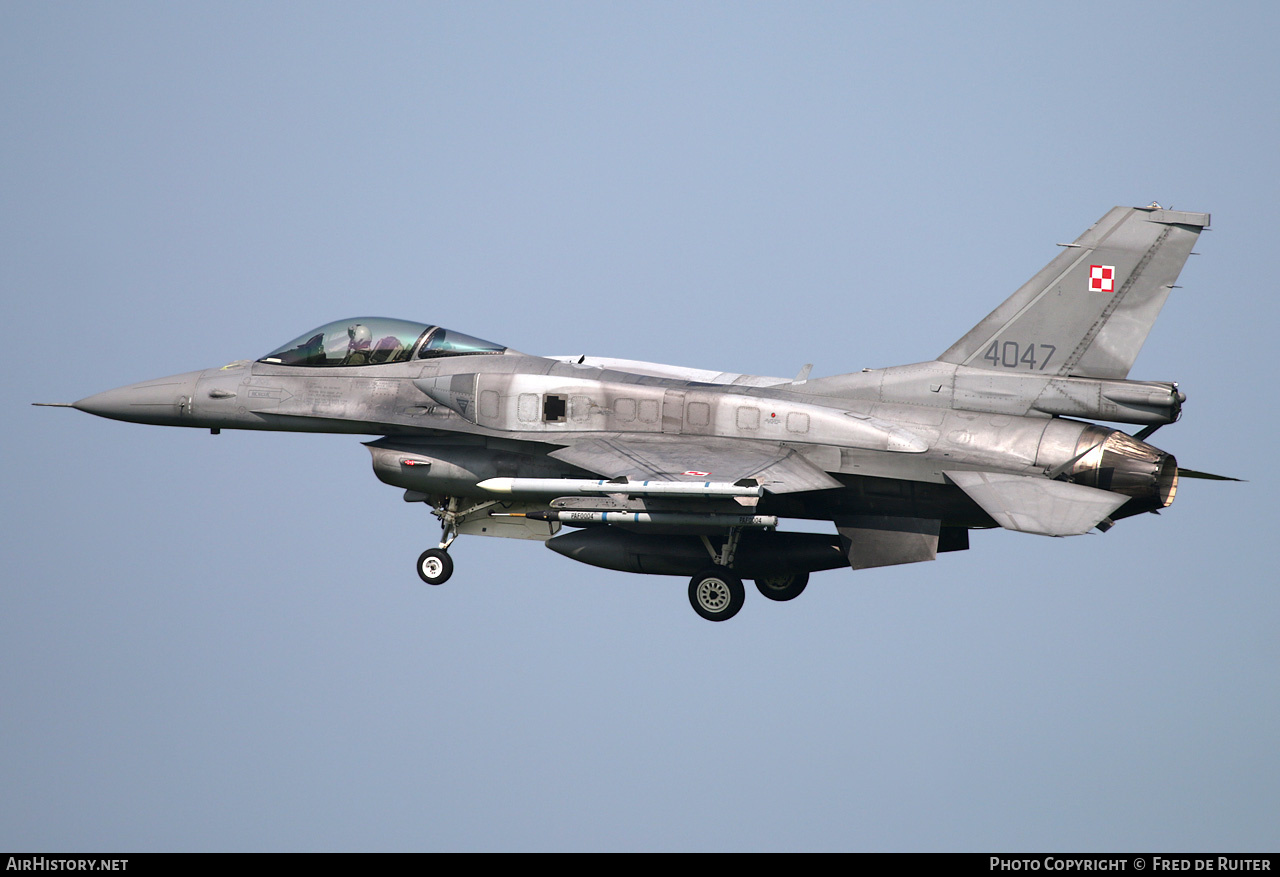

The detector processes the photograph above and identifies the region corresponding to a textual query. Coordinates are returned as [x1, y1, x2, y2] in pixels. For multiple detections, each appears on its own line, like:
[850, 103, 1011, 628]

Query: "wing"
[547, 435, 842, 494]
[945, 470, 1128, 536]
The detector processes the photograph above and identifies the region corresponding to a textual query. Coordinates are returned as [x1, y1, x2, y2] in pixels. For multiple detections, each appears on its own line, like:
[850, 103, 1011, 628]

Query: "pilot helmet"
[347, 323, 372, 348]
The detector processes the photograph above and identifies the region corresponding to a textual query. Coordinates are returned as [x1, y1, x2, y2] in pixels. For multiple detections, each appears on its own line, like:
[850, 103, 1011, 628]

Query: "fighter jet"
[43, 204, 1234, 620]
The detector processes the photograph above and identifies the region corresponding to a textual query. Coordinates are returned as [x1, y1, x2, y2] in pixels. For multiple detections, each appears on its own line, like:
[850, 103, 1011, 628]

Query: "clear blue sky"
[3, 1, 1276, 851]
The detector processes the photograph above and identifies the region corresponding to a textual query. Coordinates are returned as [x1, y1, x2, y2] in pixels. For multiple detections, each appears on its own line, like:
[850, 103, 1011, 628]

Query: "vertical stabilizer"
[938, 205, 1209, 379]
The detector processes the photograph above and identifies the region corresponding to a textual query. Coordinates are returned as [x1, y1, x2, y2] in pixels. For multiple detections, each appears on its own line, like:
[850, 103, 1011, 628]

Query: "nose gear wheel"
[417, 548, 453, 585]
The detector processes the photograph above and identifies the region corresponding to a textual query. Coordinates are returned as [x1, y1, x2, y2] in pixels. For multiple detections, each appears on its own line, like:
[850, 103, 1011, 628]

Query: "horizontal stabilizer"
[945, 470, 1128, 536]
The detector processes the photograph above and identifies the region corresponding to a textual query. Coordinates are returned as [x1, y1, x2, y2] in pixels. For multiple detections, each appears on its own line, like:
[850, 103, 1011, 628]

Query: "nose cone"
[74, 370, 202, 425]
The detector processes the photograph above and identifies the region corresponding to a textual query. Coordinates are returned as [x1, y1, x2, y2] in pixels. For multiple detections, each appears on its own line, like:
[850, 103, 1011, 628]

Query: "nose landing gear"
[413, 496, 468, 586]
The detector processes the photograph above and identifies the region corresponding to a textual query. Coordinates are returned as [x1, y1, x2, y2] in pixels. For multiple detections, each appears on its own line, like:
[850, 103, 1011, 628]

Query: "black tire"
[417, 548, 453, 585]
[754, 571, 809, 602]
[688, 568, 745, 622]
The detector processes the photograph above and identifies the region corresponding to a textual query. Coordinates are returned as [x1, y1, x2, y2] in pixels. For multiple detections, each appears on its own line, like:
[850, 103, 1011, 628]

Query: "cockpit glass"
[417, 328, 507, 359]
[259, 318, 429, 367]
[258, 318, 506, 367]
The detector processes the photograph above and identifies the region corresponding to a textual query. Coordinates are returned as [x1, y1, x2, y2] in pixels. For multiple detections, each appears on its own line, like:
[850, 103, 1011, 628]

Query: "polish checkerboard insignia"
[1089, 265, 1115, 292]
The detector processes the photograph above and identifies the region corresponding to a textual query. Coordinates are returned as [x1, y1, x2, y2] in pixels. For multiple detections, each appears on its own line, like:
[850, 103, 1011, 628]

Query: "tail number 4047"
[983, 341, 1056, 371]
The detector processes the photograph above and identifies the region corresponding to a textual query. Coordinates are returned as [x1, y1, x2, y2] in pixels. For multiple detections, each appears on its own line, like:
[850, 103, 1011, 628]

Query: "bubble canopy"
[259, 318, 507, 367]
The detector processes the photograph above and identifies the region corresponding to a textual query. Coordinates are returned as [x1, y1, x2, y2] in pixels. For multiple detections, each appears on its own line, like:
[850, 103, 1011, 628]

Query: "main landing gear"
[686, 528, 811, 620]
[688, 567, 746, 622]
[753, 571, 809, 602]
[687, 528, 749, 621]
[686, 569, 810, 620]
